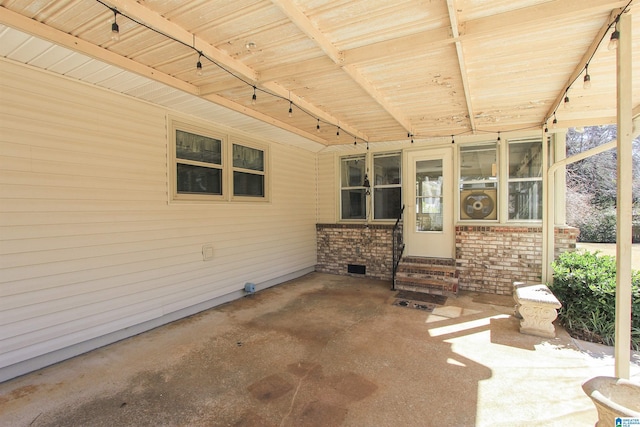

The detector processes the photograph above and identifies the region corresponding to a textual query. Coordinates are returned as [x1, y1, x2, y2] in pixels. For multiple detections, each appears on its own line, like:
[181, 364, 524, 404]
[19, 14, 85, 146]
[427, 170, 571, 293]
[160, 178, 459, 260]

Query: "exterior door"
[404, 148, 454, 258]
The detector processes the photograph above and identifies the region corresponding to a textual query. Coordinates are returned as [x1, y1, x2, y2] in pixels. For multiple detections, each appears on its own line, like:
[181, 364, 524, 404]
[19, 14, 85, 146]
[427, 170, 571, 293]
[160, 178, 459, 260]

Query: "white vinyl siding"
[0, 59, 316, 379]
[316, 152, 337, 223]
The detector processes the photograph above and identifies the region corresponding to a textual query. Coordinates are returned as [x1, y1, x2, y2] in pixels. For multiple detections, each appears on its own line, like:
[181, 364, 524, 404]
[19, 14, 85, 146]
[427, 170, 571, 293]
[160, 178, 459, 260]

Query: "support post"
[614, 11, 632, 380]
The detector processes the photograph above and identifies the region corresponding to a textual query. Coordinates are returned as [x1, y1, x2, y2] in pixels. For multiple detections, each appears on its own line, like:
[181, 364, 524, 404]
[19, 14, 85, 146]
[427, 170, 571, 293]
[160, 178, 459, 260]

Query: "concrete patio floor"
[1, 272, 638, 427]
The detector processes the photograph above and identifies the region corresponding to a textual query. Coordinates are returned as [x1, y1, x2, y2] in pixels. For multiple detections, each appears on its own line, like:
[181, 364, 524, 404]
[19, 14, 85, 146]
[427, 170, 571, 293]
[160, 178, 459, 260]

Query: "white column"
[553, 133, 566, 226]
[615, 12, 632, 380]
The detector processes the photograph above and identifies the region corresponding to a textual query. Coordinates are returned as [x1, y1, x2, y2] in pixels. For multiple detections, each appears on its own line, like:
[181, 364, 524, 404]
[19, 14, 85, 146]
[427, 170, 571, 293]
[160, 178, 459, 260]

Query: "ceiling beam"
[0, 6, 196, 96]
[101, 0, 366, 141]
[446, 0, 476, 133]
[102, 0, 257, 81]
[0, 6, 327, 145]
[336, 0, 628, 67]
[543, 7, 624, 122]
[268, 0, 342, 64]
[270, 0, 412, 133]
[461, 0, 630, 38]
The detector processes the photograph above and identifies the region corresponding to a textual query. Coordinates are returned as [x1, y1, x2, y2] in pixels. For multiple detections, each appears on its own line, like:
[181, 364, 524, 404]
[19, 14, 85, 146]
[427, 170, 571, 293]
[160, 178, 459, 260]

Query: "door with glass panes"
[404, 148, 453, 258]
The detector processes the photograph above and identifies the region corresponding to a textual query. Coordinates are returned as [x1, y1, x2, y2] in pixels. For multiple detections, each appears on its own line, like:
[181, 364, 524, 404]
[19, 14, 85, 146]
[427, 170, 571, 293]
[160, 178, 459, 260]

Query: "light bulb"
[583, 73, 591, 89]
[316, 120, 320, 133]
[563, 95, 570, 109]
[608, 30, 619, 51]
[552, 116, 558, 129]
[111, 22, 120, 41]
[251, 87, 256, 105]
[196, 60, 203, 76]
[288, 103, 293, 118]
[336, 128, 340, 139]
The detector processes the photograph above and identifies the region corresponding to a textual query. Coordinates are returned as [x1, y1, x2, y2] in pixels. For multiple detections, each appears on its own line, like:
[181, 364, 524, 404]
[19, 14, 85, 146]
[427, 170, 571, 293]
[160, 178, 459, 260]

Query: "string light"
[583, 64, 591, 89]
[353, 137, 357, 146]
[110, 10, 120, 41]
[552, 113, 557, 129]
[196, 53, 203, 76]
[544, 2, 630, 133]
[101, 0, 601, 148]
[497, 132, 501, 143]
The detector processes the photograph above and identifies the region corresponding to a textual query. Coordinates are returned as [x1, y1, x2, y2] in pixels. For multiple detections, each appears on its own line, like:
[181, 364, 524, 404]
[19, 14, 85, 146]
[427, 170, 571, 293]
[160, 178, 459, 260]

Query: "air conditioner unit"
[460, 189, 497, 220]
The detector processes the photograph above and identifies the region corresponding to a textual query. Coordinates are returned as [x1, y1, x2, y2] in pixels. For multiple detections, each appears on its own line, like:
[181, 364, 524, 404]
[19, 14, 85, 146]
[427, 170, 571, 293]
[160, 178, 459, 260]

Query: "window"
[416, 159, 443, 231]
[175, 128, 223, 199]
[233, 143, 265, 197]
[170, 118, 268, 202]
[340, 155, 366, 219]
[508, 138, 542, 220]
[459, 144, 498, 220]
[373, 153, 402, 220]
[340, 152, 402, 221]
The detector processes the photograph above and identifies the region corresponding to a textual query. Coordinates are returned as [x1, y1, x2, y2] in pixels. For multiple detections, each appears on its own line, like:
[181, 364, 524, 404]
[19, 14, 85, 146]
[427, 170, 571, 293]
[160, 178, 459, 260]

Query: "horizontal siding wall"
[316, 152, 336, 223]
[0, 60, 317, 380]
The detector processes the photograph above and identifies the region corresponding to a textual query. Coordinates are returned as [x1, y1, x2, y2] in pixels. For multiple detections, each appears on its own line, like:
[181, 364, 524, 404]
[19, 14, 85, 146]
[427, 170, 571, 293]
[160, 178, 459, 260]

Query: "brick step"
[396, 264, 458, 276]
[401, 256, 456, 267]
[395, 279, 458, 296]
[395, 256, 458, 296]
[396, 271, 458, 283]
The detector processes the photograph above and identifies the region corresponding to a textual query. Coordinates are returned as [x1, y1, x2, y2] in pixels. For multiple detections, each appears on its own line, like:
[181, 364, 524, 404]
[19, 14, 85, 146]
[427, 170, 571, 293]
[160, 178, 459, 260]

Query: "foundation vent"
[348, 264, 366, 275]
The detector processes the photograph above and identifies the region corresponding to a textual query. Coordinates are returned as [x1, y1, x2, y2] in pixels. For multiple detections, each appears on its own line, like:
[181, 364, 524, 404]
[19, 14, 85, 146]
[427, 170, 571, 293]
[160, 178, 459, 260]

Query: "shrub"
[549, 250, 640, 350]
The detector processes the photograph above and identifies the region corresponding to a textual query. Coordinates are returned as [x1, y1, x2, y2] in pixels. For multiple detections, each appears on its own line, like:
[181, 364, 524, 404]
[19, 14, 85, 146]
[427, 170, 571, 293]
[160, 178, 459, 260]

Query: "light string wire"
[545, 0, 633, 125]
[96, 0, 369, 144]
[97, 0, 630, 145]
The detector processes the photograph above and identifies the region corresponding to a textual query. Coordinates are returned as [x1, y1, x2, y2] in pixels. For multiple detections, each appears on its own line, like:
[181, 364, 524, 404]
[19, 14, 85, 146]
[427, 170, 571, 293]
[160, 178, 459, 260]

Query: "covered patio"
[0, 0, 638, 405]
[1, 273, 638, 426]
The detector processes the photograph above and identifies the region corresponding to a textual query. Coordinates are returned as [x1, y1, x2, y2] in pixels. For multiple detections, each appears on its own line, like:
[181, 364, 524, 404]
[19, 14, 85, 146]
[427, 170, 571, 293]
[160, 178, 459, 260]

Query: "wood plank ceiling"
[0, 0, 637, 146]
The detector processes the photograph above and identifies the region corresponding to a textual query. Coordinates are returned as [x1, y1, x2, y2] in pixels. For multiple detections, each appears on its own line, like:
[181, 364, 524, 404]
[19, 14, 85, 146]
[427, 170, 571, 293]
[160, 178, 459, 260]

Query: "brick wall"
[455, 225, 579, 295]
[316, 224, 394, 281]
[316, 223, 578, 294]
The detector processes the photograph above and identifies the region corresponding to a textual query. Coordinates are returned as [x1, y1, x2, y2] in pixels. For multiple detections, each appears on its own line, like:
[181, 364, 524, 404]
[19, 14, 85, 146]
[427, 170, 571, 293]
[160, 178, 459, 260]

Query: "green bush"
[549, 250, 640, 350]
[575, 207, 617, 243]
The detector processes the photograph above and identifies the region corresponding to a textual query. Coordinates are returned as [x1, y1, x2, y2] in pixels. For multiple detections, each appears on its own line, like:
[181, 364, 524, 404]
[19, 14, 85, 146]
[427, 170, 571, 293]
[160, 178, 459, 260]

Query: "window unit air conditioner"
[460, 189, 497, 220]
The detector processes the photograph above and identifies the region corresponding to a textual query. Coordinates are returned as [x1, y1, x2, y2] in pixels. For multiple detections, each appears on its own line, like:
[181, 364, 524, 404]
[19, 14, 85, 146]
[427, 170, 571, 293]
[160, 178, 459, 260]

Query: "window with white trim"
[340, 155, 366, 220]
[372, 152, 402, 220]
[233, 143, 265, 197]
[459, 143, 498, 221]
[508, 138, 542, 220]
[170, 118, 268, 202]
[339, 152, 402, 221]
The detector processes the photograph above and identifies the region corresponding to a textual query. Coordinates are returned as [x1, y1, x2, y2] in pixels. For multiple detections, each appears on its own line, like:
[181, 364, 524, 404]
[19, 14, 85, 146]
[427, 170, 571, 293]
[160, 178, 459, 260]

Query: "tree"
[565, 125, 640, 242]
